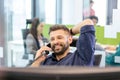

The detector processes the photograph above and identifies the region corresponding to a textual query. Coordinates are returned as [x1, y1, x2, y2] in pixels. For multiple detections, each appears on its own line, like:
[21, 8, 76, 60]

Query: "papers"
[104, 25, 117, 38]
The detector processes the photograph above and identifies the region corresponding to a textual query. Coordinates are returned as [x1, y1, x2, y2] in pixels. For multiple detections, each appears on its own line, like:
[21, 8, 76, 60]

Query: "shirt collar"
[51, 52, 72, 61]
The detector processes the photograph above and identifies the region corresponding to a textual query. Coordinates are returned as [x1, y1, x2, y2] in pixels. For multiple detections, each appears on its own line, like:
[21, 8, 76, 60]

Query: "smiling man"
[31, 19, 95, 67]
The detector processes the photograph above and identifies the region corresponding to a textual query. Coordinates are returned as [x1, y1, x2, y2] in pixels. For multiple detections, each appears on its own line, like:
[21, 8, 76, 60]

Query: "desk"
[7, 40, 28, 67]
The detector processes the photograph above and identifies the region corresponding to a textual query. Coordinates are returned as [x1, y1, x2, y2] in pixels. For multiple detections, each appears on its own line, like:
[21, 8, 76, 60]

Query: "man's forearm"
[30, 60, 41, 67]
[71, 19, 94, 35]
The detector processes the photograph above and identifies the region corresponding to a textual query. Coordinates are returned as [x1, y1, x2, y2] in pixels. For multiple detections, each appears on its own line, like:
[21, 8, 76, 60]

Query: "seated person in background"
[26, 18, 48, 64]
[30, 19, 95, 67]
[89, 15, 98, 25]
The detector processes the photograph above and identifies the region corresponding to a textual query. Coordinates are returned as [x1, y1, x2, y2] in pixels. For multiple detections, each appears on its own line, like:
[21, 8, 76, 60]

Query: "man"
[31, 19, 95, 67]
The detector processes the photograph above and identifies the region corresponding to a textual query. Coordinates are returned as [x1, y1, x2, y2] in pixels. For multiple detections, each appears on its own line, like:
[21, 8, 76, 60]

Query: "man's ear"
[68, 36, 73, 44]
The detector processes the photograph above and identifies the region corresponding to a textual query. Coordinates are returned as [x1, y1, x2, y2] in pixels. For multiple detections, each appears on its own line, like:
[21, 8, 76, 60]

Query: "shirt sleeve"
[76, 25, 95, 65]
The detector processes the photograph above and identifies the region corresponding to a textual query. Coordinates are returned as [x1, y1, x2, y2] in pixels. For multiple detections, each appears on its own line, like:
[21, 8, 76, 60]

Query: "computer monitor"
[0, 66, 120, 80]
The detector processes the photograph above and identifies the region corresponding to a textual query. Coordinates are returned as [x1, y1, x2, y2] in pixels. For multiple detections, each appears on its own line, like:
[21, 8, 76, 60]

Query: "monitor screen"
[0, 66, 120, 80]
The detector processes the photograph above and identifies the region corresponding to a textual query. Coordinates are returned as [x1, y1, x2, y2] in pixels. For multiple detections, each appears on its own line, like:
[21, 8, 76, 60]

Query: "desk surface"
[8, 40, 24, 45]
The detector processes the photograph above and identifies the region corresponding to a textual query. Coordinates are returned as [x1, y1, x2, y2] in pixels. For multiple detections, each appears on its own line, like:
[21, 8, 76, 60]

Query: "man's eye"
[50, 38, 54, 41]
[58, 36, 63, 39]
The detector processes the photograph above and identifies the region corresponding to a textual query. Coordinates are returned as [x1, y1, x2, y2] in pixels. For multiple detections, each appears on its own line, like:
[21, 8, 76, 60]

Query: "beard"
[51, 42, 69, 56]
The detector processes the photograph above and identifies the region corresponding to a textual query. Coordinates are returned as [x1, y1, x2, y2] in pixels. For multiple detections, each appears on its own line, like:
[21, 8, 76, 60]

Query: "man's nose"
[52, 39, 59, 44]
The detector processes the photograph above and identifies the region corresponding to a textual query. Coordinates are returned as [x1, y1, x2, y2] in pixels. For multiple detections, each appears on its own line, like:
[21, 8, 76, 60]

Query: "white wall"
[62, 0, 83, 24]
[93, 0, 107, 26]
[45, 0, 56, 24]
[113, 9, 120, 32]
[118, 0, 120, 9]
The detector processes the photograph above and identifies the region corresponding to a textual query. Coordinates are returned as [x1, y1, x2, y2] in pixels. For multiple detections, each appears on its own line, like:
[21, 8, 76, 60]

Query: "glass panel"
[45, 0, 56, 24]
[2, 0, 120, 68]
[4, 0, 32, 67]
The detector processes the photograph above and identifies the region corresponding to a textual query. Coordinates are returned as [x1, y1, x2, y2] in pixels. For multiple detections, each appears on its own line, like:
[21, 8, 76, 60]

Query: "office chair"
[22, 19, 32, 59]
[93, 54, 102, 66]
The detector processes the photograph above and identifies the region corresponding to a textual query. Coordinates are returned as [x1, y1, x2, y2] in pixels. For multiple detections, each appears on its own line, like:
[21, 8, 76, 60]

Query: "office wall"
[45, 0, 56, 24]
[62, 0, 83, 24]
[93, 0, 107, 25]
[118, 0, 120, 9]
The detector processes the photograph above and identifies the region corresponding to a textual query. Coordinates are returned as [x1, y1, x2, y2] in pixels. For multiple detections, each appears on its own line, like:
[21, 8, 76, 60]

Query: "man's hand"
[71, 19, 94, 35]
[30, 46, 52, 67]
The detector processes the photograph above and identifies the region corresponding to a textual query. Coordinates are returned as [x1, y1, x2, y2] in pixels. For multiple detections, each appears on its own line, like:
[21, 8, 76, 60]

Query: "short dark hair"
[89, 16, 98, 23]
[48, 24, 70, 35]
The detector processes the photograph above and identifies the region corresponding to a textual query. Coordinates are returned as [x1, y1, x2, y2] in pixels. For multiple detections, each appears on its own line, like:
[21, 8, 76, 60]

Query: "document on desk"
[0, 47, 3, 57]
[104, 25, 117, 38]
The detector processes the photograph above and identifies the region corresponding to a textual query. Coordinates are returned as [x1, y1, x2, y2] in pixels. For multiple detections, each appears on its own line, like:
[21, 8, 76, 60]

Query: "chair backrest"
[22, 19, 32, 40]
[21, 19, 32, 59]
[22, 19, 32, 39]
[22, 29, 30, 40]
[94, 54, 102, 66]
[21, 29, 30, 59]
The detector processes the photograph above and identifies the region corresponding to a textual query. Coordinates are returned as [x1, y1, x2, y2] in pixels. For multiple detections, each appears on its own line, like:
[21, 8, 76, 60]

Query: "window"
[4, 0, 32, 67]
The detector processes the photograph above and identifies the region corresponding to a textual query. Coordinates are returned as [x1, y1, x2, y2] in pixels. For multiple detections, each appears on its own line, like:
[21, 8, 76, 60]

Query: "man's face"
[49, 30, 72, 55]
